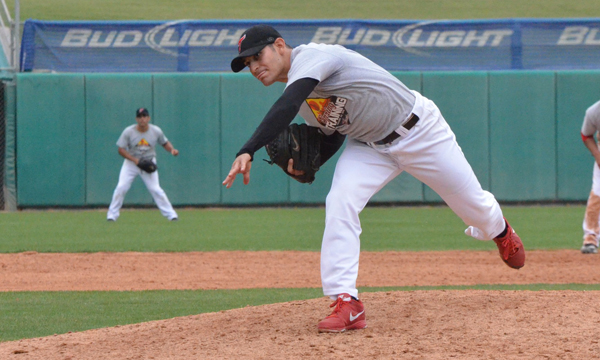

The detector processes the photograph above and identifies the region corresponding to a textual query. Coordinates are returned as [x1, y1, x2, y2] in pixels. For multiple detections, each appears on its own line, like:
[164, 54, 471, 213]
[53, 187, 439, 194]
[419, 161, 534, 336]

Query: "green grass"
[0, 205, 590, 341]
[0, 205, 585, 253]
[6, 0, 600, 21]
[0, 288, 324, 342]
[2, 284, 599, 342]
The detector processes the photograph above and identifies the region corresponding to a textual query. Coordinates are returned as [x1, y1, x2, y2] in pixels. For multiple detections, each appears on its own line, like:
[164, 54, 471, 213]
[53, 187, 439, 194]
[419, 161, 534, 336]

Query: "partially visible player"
[107, 107, 179, 221]
[580, 100, 600, 254]
[222, 25, 525, 333]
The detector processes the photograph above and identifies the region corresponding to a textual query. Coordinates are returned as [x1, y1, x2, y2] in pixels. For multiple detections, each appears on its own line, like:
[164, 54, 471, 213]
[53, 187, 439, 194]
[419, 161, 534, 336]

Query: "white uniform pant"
[582, 160, 600, 246]
[321, 91, 505, 299]
[107, 159, 178, 221]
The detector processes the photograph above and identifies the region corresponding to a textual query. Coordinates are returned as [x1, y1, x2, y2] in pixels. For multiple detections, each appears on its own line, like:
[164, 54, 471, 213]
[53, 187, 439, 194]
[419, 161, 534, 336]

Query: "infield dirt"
[1, 249, 599, 359]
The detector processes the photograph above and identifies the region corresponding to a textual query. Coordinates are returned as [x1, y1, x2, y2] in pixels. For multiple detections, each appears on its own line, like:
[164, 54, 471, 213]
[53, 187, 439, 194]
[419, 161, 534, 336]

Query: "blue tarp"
[20, 18, 600, 72]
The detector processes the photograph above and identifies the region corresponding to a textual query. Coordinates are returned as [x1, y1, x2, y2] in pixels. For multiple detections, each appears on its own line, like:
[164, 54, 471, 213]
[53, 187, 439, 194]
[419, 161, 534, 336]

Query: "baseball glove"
[265, 123, 322, 184]
[137, 158, 157, 173]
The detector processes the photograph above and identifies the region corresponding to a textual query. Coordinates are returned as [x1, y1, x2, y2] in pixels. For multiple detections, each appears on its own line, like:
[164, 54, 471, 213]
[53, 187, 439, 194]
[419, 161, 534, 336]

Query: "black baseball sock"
[495, 221, 508, 239]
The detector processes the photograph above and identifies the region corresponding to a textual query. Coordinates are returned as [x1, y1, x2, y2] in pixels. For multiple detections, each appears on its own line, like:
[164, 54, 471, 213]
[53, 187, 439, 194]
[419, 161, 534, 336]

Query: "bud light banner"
[20, 19, 600, 73]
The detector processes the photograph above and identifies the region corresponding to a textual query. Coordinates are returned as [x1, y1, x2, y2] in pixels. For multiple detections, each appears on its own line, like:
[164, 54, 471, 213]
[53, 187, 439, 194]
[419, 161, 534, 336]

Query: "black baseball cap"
[230, 25, 282, 73]
[136, 108, 149, 117]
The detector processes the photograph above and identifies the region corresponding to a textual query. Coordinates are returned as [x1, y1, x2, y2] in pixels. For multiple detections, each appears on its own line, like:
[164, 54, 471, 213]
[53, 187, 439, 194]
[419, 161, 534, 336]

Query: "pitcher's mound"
[2, 290, 599, 359]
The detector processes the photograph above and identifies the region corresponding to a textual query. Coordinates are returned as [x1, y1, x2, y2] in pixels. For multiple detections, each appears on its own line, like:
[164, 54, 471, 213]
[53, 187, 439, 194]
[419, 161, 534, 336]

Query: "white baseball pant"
[582, 160, 600, 246]
[107, 158, 178, 221]
[321, 91, 506, 299]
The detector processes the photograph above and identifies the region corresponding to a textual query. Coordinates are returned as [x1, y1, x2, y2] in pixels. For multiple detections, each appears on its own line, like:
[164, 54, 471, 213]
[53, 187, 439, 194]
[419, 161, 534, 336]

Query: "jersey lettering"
[306, 96, 350, 130]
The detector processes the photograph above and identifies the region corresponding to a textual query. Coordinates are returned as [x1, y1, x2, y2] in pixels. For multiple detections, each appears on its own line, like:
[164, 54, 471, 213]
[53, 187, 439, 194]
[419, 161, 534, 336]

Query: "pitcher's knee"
[326, 193, 353, 215]
[326, 184, 360, 207]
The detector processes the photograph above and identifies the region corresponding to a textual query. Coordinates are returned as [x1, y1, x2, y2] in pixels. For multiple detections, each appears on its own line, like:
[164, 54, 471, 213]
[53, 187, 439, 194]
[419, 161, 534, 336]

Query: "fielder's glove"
[265, 123, 322, 184]
[137, 158, 157, 173]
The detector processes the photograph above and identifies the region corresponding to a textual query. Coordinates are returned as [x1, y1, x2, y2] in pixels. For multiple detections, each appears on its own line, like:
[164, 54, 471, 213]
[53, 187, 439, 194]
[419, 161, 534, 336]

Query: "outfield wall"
[15, 71, 600, 207]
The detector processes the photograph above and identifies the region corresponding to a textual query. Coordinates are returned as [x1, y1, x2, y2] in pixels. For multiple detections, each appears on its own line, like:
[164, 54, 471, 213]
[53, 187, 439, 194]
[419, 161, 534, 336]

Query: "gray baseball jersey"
[116, 124, 168, 159]
[581, 100, 600, 137]
[287, 43, 416, 143]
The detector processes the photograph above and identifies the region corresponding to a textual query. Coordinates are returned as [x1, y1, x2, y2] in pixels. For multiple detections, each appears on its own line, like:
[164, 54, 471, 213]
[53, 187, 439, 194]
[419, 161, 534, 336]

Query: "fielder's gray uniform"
[107, 124, 178, 221]
[289, 43, 505, 299]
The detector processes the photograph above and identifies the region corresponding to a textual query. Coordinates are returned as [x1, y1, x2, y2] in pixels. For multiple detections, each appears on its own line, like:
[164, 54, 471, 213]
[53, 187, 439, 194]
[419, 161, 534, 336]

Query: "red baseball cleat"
[317, 293, 367, 333]
[493, 219, 525, 269]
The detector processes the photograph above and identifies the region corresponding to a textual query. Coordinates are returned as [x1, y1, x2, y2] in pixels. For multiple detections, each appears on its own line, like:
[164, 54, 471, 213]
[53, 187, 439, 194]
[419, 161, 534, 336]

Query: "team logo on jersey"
[137, 138, 151, 152]
[306, 96, 350, 130]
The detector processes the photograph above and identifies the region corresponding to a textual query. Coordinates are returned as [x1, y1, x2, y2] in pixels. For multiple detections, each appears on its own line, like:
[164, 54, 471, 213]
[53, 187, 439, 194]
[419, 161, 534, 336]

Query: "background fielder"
[223, 25, 525, 333]
[580, 100, 600, 254]
[107, 108, 179, 222]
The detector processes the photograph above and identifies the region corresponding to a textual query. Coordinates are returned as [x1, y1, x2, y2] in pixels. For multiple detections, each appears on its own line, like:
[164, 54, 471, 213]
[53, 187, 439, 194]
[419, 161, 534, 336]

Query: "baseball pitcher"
[222, 25, 525, 333]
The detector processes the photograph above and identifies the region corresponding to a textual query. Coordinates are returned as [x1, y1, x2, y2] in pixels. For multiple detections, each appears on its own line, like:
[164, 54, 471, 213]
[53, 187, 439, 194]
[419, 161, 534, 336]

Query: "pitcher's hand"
[287, 159, 305, 176]
[223, 153, 252, 188]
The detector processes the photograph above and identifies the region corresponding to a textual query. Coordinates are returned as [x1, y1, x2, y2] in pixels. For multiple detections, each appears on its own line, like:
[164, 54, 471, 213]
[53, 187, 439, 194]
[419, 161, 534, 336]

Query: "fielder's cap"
[136, 108, 149, 117]
[230, 25, 282, 73]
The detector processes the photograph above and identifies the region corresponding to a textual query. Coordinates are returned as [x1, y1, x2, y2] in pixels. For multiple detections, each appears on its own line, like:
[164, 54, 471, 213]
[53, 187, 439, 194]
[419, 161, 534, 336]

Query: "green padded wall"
[220, 73, 289, 205]
[556, 71, 600, 200]
[370, 72, 424, 204]
[13, 71, 599, 207]
[489, 71, 556, 201]
[152, 73, 221, 205]
[422, 72, 490, 203]
[85, 74, 154, 206]
[16, 74, 86, 206]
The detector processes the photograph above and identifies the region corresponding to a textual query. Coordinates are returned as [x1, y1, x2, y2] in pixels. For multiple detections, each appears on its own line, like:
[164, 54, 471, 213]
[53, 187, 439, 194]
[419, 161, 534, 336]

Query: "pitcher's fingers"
[222, 164, 240, 187]
[222, 174, 235, 188]
[287, 158, 305, 176]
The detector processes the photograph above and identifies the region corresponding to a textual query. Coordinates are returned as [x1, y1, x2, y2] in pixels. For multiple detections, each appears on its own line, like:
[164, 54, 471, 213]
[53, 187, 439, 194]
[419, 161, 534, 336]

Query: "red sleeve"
[582, 132, 595, 142]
